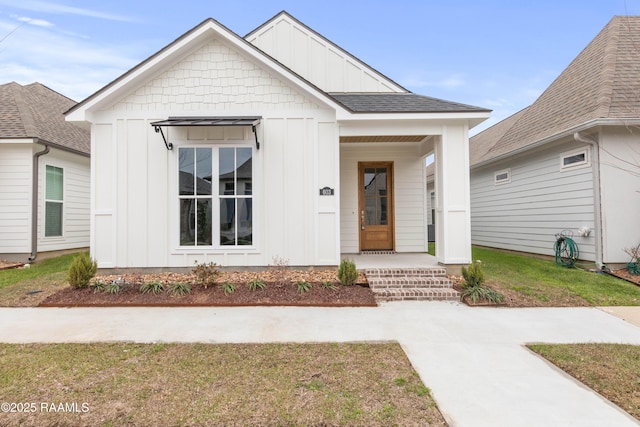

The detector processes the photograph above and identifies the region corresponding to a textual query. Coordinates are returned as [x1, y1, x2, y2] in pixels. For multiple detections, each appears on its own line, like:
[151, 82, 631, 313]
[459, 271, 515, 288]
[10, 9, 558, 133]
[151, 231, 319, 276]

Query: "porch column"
[434, 124, 472, 274]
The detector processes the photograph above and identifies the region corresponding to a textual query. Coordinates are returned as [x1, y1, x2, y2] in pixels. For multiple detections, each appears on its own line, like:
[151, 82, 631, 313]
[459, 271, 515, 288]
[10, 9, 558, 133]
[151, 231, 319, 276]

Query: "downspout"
[28, 143, 50, 262]
[574, 132, 604, 269]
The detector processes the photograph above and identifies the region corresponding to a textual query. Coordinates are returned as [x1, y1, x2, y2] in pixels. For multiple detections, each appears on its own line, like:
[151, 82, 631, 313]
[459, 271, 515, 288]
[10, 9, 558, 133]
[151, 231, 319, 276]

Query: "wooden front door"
[358, 162, 394, 251]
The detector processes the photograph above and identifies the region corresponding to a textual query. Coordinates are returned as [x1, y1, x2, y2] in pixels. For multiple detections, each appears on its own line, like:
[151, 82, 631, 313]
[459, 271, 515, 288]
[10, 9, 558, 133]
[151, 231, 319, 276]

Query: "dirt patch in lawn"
[40, 270, 377, 307]
[0, 260, 24, 270]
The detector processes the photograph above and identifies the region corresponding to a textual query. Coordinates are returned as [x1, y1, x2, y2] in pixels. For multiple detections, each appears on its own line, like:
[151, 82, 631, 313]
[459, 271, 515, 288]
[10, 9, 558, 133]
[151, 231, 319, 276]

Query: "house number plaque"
[319, 186, 334, 196]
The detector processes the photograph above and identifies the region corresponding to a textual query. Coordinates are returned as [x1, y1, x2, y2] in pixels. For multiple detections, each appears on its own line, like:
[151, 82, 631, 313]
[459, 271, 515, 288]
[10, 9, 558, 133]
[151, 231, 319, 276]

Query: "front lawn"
[0, 253, 78, 306]
[472, 247, 640, 306]
[529, 343, 640, 421]
[0, 342, 445, 426]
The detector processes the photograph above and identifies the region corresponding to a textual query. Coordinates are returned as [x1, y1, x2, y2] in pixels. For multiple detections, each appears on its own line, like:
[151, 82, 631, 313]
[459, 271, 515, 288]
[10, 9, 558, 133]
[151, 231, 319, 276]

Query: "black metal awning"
[150, 116, 262, 150]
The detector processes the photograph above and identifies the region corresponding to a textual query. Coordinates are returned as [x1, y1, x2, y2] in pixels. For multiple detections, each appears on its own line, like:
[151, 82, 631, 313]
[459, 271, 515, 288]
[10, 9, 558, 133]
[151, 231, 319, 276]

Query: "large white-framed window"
[560, 148, 590, 171]
[494, 168, 511, 185]
[178, 146, 253, 247]
[45, 165, 64, 237]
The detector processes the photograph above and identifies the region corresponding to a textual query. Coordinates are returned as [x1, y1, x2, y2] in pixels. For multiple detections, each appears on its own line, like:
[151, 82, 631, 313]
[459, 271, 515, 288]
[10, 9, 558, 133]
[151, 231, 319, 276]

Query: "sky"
[0, 0, 639, 134]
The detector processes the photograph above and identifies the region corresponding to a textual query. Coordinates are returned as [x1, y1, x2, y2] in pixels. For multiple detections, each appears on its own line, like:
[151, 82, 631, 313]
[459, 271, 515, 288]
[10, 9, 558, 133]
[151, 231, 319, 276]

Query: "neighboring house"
[469, 16, 640, 267]
[66, 11, 489, 271]
[0, 82, 90, 262]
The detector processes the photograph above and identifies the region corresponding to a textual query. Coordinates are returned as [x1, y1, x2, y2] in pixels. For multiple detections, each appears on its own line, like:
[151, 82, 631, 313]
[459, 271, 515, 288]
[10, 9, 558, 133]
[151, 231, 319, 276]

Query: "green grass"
[0, 252, 77, 289]
[0, 342, 446, 426]
[427, 242, 435, 256]
[473, 247, 640, 306]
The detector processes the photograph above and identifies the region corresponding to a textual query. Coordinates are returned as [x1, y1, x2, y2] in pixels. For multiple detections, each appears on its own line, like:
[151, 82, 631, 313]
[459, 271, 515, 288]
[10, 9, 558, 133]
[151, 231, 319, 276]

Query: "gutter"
[574, 132, 604, 269]
[28, 142, 50, 262]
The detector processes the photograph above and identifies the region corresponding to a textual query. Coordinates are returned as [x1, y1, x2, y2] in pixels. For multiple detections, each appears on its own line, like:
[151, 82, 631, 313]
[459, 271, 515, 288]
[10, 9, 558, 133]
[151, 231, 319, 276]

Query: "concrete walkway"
[1, 303, 639, 426]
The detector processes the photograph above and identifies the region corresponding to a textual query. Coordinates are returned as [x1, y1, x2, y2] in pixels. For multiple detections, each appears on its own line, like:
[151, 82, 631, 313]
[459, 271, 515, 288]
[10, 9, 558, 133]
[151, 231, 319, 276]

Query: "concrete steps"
[364, 268, 460, 302]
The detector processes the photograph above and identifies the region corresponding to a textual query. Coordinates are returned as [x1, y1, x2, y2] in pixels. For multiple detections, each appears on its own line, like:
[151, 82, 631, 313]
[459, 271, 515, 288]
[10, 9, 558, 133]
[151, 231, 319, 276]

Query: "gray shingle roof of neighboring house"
[329, 93, 490, 113]
[470, 16, 640, 167]
[0, 82, 90, 155]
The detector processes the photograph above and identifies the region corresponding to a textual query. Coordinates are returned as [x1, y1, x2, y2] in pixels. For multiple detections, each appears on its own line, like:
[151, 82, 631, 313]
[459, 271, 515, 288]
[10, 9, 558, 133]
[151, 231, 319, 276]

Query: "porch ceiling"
[340, 135, 428, 143]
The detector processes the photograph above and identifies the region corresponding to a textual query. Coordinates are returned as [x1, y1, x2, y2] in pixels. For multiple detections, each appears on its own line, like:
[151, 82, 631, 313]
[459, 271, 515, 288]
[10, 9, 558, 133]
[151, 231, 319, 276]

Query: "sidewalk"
[0, 303, 639, 426]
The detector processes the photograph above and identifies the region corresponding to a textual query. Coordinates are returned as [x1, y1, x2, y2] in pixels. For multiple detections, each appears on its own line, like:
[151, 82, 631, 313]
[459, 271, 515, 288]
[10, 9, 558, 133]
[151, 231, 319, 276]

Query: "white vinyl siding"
[0, 144, 32, 254]
[37, 148, 90, 252]
[471, 141, 596, 261]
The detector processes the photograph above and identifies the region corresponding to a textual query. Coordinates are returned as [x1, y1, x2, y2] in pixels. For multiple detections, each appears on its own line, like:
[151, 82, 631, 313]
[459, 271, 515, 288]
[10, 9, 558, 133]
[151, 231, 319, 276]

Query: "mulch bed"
[39, 271, 377, 307]
[609, 268, 640, 286]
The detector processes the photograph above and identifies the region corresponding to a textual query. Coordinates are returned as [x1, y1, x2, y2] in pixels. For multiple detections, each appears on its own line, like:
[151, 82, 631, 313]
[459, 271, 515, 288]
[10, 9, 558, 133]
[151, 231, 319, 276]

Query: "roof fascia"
[470, 118, 640, 170]
[336, 111, 491, 125]
[66, 18, 348, 121]
[245, 11, 408, 93]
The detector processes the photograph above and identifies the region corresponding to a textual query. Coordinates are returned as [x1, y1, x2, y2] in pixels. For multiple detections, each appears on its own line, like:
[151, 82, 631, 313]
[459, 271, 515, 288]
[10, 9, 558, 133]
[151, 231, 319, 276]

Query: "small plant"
[67, 252, 97, 289]
[220, 282, 236, 295]
[338, 258, 358, 286]
[393, 377, 407, 387]
[322, 281, 337, 290]
[92, 280, 106, 293]
[269, 256, 291, 287]
[296, 280, 312, 293]
[106, 282, 122, 294]
[248, 279, 267, 291]
[192, 261, 221, 288]
[140, 281, 164, 295]
[169, 282, 191, 296]
[461, 260, 504, 304]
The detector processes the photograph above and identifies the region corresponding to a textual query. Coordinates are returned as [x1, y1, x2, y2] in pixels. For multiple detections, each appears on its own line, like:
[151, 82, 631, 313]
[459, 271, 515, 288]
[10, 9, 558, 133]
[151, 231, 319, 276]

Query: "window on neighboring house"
[45, 165, 63, 237]
[561, 149, 589, 170]
[494, 168, 511, 185]
[178, 146, 252, 247]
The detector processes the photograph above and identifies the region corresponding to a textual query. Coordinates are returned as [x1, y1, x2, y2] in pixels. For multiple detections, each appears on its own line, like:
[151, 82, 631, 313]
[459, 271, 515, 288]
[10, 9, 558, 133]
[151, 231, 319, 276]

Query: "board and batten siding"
[470, 141, 596, 261]
[340, 143, 428, 253]
[37, 147, 90, 252]
[246, 15, 404, 94]
[0, 144, 32, 254]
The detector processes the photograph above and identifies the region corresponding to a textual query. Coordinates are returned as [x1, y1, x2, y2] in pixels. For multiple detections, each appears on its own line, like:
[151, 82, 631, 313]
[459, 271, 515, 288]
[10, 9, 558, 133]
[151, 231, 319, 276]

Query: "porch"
[341, 252, 439, 269]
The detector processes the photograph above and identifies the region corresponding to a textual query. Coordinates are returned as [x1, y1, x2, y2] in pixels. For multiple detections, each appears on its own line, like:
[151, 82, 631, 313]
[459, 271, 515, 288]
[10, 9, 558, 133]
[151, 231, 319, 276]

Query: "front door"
[358, 162, 394, 251]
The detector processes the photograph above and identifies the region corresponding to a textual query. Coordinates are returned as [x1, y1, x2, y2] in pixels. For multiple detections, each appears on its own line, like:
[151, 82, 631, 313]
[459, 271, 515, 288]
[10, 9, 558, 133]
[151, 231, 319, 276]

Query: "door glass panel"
[379, 196, 388, 225]
[362, 166, 389, 226]
[365, 196, 376, 225]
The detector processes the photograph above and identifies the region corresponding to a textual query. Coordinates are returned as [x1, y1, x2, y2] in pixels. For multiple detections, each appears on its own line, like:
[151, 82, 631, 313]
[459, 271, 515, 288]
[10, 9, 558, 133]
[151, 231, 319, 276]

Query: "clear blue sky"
[0, 0, 638, 132]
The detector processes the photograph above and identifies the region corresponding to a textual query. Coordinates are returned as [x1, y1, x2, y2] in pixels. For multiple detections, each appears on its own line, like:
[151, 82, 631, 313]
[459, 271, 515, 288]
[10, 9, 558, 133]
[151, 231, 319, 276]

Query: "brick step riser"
[370, 284, 454, 290]
[374, 288, 460, 302]
[365, 271, 447, 278]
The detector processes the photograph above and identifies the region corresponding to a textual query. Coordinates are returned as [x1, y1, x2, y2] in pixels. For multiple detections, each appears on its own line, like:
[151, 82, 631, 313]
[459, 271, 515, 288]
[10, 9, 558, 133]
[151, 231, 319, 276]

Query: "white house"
[0, 82, 90, 262]
[66, 11, 489, 271]
[469, 16, 640, 267]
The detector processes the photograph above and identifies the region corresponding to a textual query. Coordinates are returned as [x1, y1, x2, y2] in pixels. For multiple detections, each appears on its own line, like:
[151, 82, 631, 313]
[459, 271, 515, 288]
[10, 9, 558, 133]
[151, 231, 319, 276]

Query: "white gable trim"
[66, 19, 348, 122]
[245, 11, 407, 94]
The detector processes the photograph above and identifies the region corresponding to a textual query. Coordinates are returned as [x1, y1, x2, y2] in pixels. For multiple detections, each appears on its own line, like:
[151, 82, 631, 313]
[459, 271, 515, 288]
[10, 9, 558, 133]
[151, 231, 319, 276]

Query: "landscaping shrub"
[192, 261, 220, 288]
[338, 258, 358, 286]
[67, 252, 97, 289]
[461, 260, 504, 304]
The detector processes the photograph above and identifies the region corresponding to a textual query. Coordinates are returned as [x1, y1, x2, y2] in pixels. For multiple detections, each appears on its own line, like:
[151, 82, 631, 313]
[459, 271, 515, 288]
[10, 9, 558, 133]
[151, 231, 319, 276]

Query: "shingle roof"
[1, 82, 89, 155]
[470, 16, 640, 167]
[329, 93, 489, 114]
